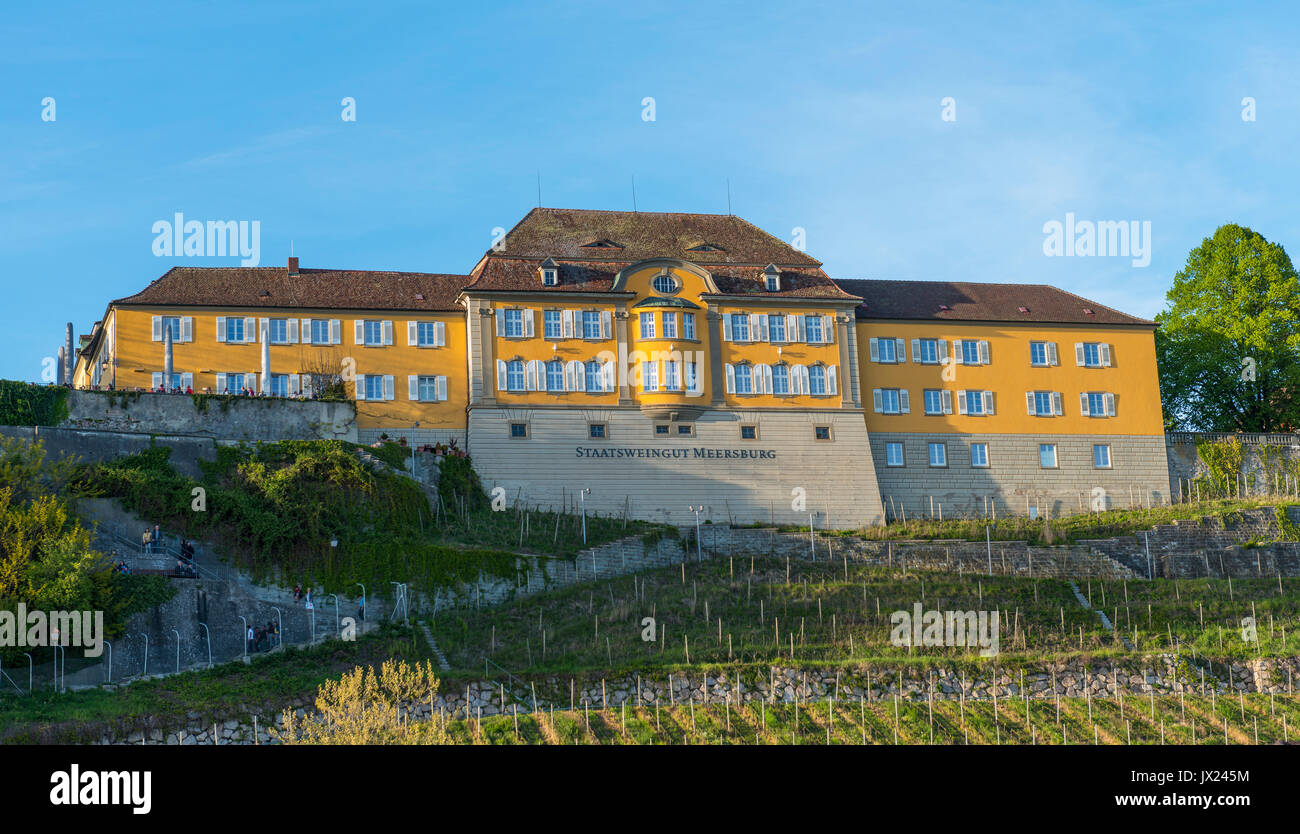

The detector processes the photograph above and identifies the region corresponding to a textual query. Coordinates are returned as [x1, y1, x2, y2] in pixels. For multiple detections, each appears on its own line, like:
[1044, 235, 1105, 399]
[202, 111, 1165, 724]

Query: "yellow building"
[74, 208, 1169, 523]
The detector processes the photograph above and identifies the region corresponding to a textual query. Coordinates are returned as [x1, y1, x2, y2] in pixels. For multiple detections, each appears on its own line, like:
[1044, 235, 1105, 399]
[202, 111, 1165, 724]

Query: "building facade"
[74, 207, 1168, 525]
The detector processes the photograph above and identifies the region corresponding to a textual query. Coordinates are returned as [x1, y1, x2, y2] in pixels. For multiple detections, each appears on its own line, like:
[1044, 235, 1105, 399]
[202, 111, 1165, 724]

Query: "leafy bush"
[0, 381, 69, 427]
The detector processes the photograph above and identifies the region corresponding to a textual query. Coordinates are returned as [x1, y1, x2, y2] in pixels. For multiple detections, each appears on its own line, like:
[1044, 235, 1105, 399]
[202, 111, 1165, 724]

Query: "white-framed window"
[541, 268, 558, 286]
[683, 313, 696, 340]
[1093, 444, 1112, 468]
[928, 442, 947, 467]
[225, 318, 245, 343]
[1040, 443, 1058, 468]
[160, 316, 181, 341]
[585, 361, 603, 392]
[1030, 341, 1058, 367]
[1076, 342, 1112, 367]
[642, 361, 659, 392]
[664, 360, 681, 391]
[363, 375, 385, 400]
[874, 388, 906, 414]
[503, 309, 524, 338]
[1027, 390, 1063, 416]
[1082, 391, 1116, 417]
[311, 320, 331, 345]
[506, 360, 525, 392]
[543, 310, 562, 340]
[267, 319, 289, 344]
[653, 273, 679, 294]
[640, 312, 656, 339]
[582, 311, 602, 339]
[685, 361, 698, 393]
[923, 390, 945, 415]
[765, 273, 780, 292]
[268, 374, 290, 397]
[885, 441, 905, 467]
[768, 314, 787, 343]
[730, 313, 750, 342]
[915, 338, 940, 364]
[808, 365, 827, 395]
[365, 320, 385, 345]
[546, 360, 564, 392]
[734, 363, 753, 394]
[876, 337, 897, 363]
[805, 316, 824, 345]
[771, 364, 789, 395]
[663, 312, 678, 339]
[961, 340, 981, 365]
[222, 373, 244, 394]
[965, 390, 985, 416]
[414, 375, 445, 402]
[970, 443, 989, 468]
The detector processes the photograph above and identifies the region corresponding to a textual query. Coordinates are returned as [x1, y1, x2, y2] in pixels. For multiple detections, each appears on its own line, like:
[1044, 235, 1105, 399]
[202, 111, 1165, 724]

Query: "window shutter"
[408, 321, 418, 346]
[574, 361, 586, 392]
[152, 316, 162, 341]
[1047, 342, 1058, 365]
[563, 361, 574, 392]
[872, 388, 882, 413]
[957, 390, 968, 415]
[827, 365, 838, 396]
[910, 339, 921, 363]
[258, 318, 269, 344]
[938, 340, 949, 362]
[1079, 392, 1090, 416]
[603, 360, 615, 392]
[300, 318, 312, 345]
[496, 312, 506, 338]
[723, 315, 733, 341]
[560, 310, 571, 338]
[284, 318, 296, 344]
[355, 375, 366, 401]
[894, 338, 904, 362]
[383, 375, 395, 400]
[952, 340, 964, 364]
[239, 317, 252, 343]
[182, 372, 193, 390]
[436, 376, 447, 402]
[525, 309, 535, 338]
[941, 390, 953, 414]
[1101, 344, 1112, 367]
[496, 359, 507, 391]
[435, 321, 446, 347]
[181, 317, 194, 342]
[764, 364, 774, 394]
[978, 340, 990, 365]
[151, 371, 162, 388]
[525, 361, 538, 391]
[785, 314, 799, 342]
[983, 390, 995, 415]
[1104, 392, 1115, 416]
[757, 314, 769, 342]
[216, 317, 226, 343]
[300, 374, 313, 397]
[899, 389, 910, 413]
[383, 320, 393, 345]
[1026, 392, 1037, 416]
[825, 316, 836, 344]
[750, 313, 762, 342]
[1074, 343, 1085, 365]
[248, 373, 259, 394]
[288, 374, 299, 396]
[330, 320, 341, 344]
[796, 315, 807, 342]
[355, 320, 366, 345]
[409, 375, 419, 401]
[1053, 392, 1063, 416]
[725, 363, 735, 394]
[869, 338, 879, 362]
[215, 372, 226, 393]
[600, 311, 611, 339]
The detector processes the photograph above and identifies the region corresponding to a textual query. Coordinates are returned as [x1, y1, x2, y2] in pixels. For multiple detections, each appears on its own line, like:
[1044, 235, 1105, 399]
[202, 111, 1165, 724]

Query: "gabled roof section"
[112, 266, 470, 312]
[837, 279, 1153, 325]
[483, 207, 821, 266]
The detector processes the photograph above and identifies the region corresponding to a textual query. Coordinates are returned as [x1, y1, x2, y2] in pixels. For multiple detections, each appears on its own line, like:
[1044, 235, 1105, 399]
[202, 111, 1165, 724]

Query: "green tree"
[1155, 224, 1300, 431]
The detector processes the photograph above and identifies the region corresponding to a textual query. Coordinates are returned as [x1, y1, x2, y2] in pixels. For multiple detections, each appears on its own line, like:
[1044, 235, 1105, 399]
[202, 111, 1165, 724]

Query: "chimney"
[288, 256, 299, 275]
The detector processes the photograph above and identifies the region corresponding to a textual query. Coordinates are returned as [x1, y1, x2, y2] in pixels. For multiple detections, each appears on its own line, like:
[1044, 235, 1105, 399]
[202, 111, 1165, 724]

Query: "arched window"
[771, 363, 790, 395]
[808, 365, 827, 395]
[507, 360, 525, 392]
[735, 363, 753, 395]
[546, 360, 564, 392]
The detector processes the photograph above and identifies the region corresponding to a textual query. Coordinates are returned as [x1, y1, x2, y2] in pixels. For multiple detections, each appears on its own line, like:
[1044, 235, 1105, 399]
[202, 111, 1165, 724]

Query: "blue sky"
[3, 1, 1298, 382]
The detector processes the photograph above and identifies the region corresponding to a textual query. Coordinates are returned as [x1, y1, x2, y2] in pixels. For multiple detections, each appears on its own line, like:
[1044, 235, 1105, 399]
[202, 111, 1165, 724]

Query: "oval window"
[652, 273, 679, 294]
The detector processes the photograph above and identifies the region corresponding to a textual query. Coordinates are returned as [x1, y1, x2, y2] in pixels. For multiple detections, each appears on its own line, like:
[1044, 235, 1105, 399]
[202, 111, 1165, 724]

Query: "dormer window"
[539, 257, 559, 287]
[687, 242, 725, 253]
[762, 264, 781, 292]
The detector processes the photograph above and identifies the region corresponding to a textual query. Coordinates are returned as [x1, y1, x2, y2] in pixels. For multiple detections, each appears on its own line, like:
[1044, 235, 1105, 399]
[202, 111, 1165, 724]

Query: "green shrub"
[0, 381, 69, 426]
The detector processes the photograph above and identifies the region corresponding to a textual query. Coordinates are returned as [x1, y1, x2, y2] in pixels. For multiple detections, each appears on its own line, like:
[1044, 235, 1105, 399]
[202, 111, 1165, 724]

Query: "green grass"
[429, 554, 1300, 678]
[437, 694, 1300, 745]
[0, 624, 435, 744]
[760, 497, 1300, 546]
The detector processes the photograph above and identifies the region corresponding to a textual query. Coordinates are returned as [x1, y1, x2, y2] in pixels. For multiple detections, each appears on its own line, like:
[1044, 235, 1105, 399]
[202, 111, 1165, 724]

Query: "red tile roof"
[113, 266, 470, 312]
[836, 279, 1153, 326]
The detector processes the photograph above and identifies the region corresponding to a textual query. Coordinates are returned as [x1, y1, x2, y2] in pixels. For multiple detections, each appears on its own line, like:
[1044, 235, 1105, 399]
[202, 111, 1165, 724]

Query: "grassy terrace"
[430, 554, 1300, 677]
[757, 498, 1300, 546]
[0, 626, 436, 744]
[437, 695, 1299, 745]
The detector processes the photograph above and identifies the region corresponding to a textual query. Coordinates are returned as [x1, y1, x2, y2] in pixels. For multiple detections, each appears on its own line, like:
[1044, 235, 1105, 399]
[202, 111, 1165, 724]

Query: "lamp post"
[198, 622, 212, 668]
[688, 506, 703, 562]
[140, 633, 149, 678]
[272, 607, 283, 649]
[328, 594, 340, 637]
[238, 616, 249, 660]
[411, 421, 420, 478]
[580, 488, 590, 544]
[104, 641, 112, 682]
[171, 628, 181, 673]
